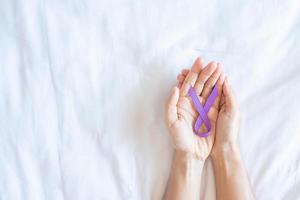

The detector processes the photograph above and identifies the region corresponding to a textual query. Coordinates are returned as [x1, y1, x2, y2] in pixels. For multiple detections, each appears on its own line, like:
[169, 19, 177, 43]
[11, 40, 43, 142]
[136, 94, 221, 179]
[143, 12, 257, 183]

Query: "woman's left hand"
[165, 57, 225, 160]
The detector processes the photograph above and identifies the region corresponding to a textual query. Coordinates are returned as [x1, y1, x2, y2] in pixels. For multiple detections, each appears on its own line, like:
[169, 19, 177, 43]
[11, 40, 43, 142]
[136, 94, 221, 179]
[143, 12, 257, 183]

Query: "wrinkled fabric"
[0, 0, 300, 199]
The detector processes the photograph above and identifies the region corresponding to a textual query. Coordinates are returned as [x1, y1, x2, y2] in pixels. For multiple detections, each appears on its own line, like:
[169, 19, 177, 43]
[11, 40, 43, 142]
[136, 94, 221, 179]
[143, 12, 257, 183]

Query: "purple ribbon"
[188, 85, 218, 137]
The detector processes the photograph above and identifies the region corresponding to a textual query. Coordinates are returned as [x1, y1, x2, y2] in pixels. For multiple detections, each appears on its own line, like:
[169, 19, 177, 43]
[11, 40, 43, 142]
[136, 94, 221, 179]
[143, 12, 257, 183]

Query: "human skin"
[164, 57, 224, 200]
[174, 65, 255, 200]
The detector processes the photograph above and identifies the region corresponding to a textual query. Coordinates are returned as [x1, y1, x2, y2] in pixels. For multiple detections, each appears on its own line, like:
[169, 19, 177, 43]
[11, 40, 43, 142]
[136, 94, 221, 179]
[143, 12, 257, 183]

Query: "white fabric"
[1, 0, 300, 199]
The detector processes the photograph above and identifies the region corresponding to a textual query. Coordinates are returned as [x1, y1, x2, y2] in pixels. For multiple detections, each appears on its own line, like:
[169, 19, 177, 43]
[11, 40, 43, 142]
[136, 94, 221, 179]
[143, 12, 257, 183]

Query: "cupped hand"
[177, 68, 241, 157]
[165, 57, 225, 160]
[212, 78, 240, 155]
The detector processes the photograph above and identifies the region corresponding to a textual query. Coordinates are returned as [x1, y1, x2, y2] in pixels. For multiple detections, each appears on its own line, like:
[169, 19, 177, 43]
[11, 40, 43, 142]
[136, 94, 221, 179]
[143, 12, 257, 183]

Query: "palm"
[172, 95, 218, 160]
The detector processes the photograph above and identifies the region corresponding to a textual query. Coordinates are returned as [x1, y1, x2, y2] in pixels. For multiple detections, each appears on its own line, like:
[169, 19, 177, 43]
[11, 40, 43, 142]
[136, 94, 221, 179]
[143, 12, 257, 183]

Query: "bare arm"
[212, 78, 255, 200]
[164, 151, 204, 200]
[212, 145, 254, 200]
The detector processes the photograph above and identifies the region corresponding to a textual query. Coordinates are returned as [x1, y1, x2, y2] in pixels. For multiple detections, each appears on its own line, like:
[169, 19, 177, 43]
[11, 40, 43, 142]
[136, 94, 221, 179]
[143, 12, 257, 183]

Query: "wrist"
[166, 150, 205, 200]
[173, 150, 205, 167]
[211, 143, 240, 161]
[172, 150, 205, 182]
[174, 150, 203, 161]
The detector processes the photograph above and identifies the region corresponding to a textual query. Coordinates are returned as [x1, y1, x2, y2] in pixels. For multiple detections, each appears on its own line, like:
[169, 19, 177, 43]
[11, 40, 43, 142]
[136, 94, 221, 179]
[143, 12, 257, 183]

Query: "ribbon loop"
[188, 85, 218, 137]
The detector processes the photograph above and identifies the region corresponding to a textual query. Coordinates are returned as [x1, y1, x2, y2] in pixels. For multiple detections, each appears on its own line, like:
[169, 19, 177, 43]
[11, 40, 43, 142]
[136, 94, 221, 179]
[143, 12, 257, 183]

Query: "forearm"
[212, 145, 255, 200]
[164, 150, 204, 200]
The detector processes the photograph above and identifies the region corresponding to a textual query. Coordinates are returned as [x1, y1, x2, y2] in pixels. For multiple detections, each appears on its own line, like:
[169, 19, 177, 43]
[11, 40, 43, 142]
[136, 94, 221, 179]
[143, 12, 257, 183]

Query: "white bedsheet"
[1, 0, 300, 199]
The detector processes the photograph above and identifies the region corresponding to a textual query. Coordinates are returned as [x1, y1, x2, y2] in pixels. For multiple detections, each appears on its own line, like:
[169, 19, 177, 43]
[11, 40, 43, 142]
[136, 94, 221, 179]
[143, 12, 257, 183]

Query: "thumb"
[166, 86, 179, 126]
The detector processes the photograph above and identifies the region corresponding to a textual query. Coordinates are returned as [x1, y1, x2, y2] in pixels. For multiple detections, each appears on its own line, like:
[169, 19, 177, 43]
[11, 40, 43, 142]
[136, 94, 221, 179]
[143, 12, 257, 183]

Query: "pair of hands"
[165, 57, 240, 161]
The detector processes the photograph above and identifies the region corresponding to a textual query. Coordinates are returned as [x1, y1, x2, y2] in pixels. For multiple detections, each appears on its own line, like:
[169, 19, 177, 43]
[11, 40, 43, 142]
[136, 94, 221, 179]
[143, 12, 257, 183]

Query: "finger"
[193, 61, 217, 95]
[181, 69, 189, 76]
[180, 57, 204, 96]
[223, 77, 237, 111]
[177, 70, 189, 88]
[212, 71, 225, 109]
[219, 92, 226, 111]
[177, 82, 182, 88]
[201, 62, 222, 100]
[177, 74, 185, 83]
[177, 69, 189, 85]
[166, 86, 180, 126]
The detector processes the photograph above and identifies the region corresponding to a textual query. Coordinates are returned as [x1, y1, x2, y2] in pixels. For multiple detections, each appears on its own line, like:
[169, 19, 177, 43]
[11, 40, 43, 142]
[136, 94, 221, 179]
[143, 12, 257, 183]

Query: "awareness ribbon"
[187, 85, 218, 137]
